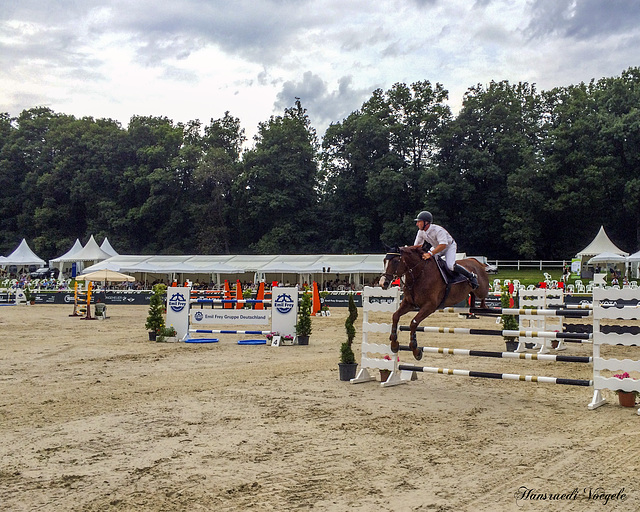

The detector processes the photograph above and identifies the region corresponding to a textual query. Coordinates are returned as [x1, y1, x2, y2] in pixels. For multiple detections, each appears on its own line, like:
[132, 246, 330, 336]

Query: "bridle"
[382, 248, 428, 292]
[381, 251, 402, 284]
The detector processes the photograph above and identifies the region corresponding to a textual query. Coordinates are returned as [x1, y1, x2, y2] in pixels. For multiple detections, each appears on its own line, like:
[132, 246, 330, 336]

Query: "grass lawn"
[490, 268, 566, 288]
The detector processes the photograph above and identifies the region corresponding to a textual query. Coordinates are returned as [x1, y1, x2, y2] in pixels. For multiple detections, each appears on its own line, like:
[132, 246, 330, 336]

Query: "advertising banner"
[190, 309, 270, 325]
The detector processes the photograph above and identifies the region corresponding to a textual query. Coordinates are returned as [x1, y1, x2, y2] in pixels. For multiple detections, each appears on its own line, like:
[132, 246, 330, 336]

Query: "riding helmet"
[414, 211, 433, 223]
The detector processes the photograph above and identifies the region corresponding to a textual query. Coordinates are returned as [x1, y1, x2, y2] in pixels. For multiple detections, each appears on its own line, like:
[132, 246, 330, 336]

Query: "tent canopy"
[81, 253, 385, 276]
[576, 226, 628, 258]
[68, 235, 112, 262]
[50, 239, 84, 264]
[3, 239, 45, 266]
[587, 252, 627, 264]
[100, 238, 119, 257]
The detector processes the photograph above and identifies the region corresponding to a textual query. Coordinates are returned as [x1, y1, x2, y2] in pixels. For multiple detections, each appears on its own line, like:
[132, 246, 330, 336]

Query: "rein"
[402, 255, 428, 303]
[384, 251, 428, 304]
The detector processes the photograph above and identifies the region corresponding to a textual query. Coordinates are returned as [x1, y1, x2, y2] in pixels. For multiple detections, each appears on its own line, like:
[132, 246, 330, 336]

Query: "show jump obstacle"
[353, 286, 640, 413]
[166, 286, 298, 344]
[0, 288, 26, 305]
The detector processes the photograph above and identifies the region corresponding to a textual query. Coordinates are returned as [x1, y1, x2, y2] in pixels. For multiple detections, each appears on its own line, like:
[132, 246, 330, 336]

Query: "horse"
[379, 245, 490, 360]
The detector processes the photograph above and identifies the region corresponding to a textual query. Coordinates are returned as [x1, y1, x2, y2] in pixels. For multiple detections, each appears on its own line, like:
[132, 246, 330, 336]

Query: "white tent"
[588, 252, 627, 264]
[69, 235, 112, 262]
[3, 239, 45, 267]
[575, 226, 628, 278]
[626, 250, 640, 279]
[51, 239, 83, 262]
[576, 226, 628, 258]
[100, 238, 119, 257]
[49, 239, 84, 274]
[76, 253, 386, 287]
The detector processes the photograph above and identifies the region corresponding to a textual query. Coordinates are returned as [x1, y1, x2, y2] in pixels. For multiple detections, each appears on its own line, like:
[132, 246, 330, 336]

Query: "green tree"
[191, 112, 245, 253]
[237, 99, 319, 253]
[0, 112, 25, 252]
[118, 116, 186, 253]
[538, 69, 640, 255]
[431, 81, 543, 258]
[321, 82, 451, 252]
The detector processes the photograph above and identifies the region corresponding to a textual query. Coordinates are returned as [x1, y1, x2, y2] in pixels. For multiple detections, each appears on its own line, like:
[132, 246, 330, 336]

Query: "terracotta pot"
[618, 391, 636, 408]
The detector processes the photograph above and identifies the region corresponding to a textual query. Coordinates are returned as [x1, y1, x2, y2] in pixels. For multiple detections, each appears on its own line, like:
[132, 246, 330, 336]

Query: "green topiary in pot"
[295, 289, 313, 341]
[340, 293, 358, 365]
[145, 284, 167, 340]
[501, 289, 519, 349]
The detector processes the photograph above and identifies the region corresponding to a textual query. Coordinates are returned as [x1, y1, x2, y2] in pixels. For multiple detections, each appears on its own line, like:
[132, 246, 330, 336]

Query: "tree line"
[1, 67, 639, 261]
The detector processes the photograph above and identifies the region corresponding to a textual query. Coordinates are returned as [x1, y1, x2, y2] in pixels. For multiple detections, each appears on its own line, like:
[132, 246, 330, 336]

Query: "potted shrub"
[501, 286, 519, 351]
[145, 283, 167, 341]
[243, 288, 252, 309]
[319, 290, 331, 316]
[295, 290, 313, 345]
[339, 293, 359, 381]
[24, 286, 35, 305]
[380, 354, 393, 382]
[157, 325, 177, 343]
[613, 372, 639, 407]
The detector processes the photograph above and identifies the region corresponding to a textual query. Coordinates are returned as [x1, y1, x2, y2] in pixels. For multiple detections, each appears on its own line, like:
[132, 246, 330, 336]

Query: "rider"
[414, 211, 479, 289]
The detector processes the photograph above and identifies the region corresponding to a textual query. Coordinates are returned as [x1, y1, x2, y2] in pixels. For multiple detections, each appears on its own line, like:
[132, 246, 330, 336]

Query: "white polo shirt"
[414, 223, 454, 248]
[414, 224, 457, 271]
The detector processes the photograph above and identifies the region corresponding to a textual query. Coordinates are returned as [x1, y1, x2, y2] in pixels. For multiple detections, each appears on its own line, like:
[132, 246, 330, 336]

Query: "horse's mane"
[401, 245, 424, 259]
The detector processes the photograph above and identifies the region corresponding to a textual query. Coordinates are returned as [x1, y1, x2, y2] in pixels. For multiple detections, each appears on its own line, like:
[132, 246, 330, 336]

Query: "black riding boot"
[454, 264, 479, 290]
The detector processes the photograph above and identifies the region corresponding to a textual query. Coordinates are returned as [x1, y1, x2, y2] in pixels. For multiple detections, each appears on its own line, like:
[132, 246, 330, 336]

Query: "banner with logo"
[165, 287, 190, 339]
[191, 309, 270, 325]
[166, 286, 298, 340]
[271, 287, 297, 337]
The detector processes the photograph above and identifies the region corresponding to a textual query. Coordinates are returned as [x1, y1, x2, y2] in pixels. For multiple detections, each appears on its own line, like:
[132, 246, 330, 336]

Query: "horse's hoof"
[413, 347, 423, 361]
[390, 340, 399, 353]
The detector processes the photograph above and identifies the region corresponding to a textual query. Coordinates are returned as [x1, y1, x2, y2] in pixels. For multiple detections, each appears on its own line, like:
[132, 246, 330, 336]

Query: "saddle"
[433, 257, 469, 310]
[434, 257, 467, 286]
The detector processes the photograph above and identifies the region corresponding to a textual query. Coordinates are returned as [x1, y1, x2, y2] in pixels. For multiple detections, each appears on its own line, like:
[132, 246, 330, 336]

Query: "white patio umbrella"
[76, 269, 135, 282]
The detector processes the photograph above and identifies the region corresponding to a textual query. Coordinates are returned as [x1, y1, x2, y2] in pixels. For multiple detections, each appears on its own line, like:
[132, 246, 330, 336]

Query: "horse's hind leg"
[469, 291, 487, 309]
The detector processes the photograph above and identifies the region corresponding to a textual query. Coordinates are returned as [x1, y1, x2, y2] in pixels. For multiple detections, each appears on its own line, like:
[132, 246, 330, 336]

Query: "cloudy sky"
[1, 0, 639, 142]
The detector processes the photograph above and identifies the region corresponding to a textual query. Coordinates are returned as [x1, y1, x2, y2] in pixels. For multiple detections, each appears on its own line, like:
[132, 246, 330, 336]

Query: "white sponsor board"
[166, 286, 297, 340]
[191, 309, 270, 324]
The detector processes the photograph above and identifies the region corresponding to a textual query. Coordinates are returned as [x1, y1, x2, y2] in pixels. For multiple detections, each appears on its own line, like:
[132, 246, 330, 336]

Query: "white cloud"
[1, 0, 639, 141]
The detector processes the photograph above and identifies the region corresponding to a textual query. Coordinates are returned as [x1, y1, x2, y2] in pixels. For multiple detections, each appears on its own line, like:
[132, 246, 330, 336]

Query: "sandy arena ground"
[1, 303, 638, 511]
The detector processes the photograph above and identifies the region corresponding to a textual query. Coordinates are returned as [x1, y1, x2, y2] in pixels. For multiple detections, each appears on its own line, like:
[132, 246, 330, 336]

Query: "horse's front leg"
[390, 300, 414, 353]
[408, 304, 437, 361]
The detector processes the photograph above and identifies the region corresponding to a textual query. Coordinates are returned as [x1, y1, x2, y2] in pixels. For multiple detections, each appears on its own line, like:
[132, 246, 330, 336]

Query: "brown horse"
[379, 245, 490, 360]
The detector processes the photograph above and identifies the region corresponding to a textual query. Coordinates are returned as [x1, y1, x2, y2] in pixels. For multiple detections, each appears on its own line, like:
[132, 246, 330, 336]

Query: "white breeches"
[439, 242, 457, 271]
